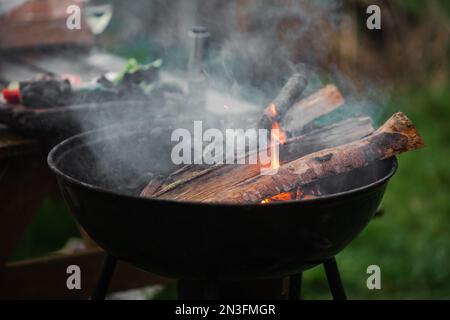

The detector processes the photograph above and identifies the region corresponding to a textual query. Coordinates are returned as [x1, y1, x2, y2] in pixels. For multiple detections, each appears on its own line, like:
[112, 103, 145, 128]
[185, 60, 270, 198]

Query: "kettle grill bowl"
[48, 122, 397, 280]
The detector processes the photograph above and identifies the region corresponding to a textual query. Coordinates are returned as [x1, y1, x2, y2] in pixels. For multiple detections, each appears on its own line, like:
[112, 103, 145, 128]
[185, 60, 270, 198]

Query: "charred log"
[258, 73, 308, 130]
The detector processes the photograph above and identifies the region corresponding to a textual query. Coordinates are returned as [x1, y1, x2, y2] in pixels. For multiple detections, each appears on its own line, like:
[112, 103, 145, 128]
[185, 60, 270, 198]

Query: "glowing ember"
[260, 186, 322, 204]
[261, 190, 296, 204]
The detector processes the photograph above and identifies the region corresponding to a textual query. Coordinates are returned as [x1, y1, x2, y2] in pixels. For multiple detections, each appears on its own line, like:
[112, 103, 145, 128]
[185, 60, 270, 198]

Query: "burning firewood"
[141, 84, 350, 199]
[176, 112, 424, 204]
[142, 117, 375, 200]
[282, 84, 345, 133]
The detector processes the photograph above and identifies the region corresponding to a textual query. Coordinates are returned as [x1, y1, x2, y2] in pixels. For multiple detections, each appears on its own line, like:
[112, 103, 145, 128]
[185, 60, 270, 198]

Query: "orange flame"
[272, 121, 287, 145]
[261, 104, 287, 173]
[267, 103, 277, 118]
[259, 102, 325, 205]
[268, 123, 281, 171]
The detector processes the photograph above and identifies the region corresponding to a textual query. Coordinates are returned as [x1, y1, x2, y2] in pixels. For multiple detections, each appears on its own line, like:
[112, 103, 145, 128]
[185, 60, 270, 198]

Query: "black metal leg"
[288, 273, 303, 300]
[204, 281, 219, 300]
[178, 280, 200, 299]
[323, 257, 347, 300]
[91, 254, 117, 300]
[178, 280, 219, 300]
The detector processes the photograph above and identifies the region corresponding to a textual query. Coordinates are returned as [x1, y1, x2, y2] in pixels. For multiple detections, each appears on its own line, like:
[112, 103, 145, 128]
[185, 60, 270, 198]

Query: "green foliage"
[11, 198, 79, 261]
[395, 0, 425, 16]
[395, 0, 450, 18]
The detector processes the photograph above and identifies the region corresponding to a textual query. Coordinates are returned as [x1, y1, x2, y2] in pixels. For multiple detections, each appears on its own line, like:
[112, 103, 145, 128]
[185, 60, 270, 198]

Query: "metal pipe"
[187, 26, 210, 108]
[188, 26, 210, 75]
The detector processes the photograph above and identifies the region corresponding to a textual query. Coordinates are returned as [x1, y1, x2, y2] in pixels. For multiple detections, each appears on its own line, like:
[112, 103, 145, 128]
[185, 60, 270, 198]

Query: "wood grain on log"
[139, 175, 165, 197]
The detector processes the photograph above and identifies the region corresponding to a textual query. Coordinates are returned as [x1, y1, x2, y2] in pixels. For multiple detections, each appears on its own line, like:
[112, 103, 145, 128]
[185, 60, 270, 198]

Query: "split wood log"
[282, 84, 345, 133]
[152, 112, 424, 203]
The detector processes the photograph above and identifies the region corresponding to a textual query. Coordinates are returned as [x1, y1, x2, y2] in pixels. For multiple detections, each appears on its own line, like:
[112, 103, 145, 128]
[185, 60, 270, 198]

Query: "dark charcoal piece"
[272, 73, 308, 116]
[258, 72, 308, 130]
[121, 67, 159, 87]
[20, 79, 73, 108]
[69, 87, 123, 105]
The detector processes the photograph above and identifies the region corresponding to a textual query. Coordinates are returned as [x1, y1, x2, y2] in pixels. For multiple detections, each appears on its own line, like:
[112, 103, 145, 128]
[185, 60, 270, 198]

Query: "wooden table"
[0, 49, 171, 299]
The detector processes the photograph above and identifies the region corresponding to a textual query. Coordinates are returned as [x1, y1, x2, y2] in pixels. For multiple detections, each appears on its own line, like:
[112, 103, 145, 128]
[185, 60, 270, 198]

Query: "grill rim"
[47, 121, 398, 208]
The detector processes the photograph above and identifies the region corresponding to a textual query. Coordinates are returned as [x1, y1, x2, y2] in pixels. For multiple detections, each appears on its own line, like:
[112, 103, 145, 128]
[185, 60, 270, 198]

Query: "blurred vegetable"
[113, 58, 163, 85]
[2, 87, 21, 104]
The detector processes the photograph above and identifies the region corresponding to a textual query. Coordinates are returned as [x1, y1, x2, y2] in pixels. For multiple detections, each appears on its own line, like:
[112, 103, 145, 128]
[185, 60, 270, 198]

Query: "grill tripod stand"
[91, 254, 347, 300]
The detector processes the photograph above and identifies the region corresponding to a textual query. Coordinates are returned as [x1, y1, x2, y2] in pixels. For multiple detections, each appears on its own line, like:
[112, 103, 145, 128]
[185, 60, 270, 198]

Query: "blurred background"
[2, 0, 449, 299]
